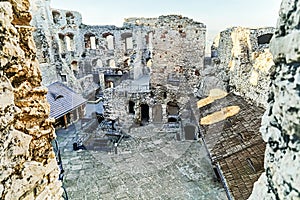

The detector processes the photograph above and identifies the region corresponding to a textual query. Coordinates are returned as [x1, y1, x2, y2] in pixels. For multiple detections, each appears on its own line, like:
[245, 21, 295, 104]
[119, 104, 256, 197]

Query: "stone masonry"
[249, 0, 300, 199]
[0, 0, 62, 199]
[197, 27, 275, 108]
[30, 1, 207, 99]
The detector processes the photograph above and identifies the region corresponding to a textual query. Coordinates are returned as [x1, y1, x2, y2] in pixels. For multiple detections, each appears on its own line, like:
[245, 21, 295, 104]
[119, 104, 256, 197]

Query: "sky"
[50, 0, 282, 42]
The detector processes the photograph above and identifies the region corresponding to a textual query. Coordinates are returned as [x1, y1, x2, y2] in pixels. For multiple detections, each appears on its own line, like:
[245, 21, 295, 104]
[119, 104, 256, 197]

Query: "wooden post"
[63, 115, 68, 129]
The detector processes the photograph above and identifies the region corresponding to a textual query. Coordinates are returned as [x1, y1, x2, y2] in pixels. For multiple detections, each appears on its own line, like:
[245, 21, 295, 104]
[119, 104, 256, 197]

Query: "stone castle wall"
[0, 0, 62, 199]
[125, 15, 206, 88]
[197, 27, 275, 108]
[30, 4, 207, 98]
[249, 0, 300, 199]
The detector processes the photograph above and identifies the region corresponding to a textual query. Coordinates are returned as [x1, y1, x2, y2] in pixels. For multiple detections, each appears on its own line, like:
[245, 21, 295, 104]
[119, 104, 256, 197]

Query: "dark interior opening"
[213, 167, 221, 181]
[167, 101, 179, 115]
[140, 104, 149, 122]
[168, 117, 178, 123]
[257, 33, 273, 45]
[129, 101, 135, 114]
[163, 91, 167, 99]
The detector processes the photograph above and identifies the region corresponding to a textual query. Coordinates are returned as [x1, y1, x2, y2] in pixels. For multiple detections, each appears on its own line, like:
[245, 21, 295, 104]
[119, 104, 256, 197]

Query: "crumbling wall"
[137, 15, 206, 88]
[30, 0, 89, 95]
[197, 27, 275, 107]
[0, 1, 62, 199]
[249, 0, 300, 199]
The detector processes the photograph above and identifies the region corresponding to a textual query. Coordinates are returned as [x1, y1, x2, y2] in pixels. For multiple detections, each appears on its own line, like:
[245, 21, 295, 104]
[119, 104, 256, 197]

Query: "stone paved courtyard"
[56, 123, 227, 200]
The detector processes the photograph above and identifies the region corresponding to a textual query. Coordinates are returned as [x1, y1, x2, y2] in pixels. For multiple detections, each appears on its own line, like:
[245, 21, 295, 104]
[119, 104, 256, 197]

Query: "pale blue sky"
[50, 0, 282, 41]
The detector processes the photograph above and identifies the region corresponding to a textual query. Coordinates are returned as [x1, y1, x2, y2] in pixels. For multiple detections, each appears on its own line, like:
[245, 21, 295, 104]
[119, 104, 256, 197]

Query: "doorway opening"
[129, 101, 135, 114]
[140, 104, 150, 122]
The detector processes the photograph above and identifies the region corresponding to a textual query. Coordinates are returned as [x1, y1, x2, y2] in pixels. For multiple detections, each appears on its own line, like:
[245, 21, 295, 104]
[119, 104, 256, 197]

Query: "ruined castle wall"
[148, 15, 206, 88]
[30, 0, 84, 94]
[249, 0, 300, 199]
[0, 1, 62, 199]
[31, 2, 153, 96]
[198, 27, 275, 107]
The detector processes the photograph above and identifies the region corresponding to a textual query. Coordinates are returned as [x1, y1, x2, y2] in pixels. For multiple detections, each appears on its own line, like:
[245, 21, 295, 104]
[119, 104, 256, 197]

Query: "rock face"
[249, 0, 300, 199]
[0, 1, 62, 199]
[197, 27, 275, 108]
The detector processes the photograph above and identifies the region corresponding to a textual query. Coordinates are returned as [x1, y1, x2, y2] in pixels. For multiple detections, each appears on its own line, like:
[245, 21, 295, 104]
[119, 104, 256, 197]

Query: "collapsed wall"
[249, 0, 300, 199]
[0, 1, 62, 199]
[197, 27, 274, 107]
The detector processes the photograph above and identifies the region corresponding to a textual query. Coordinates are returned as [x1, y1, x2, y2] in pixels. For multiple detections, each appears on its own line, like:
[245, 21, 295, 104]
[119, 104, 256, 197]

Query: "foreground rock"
[0, 1, 62, 199]
[249, 0, 300, 199]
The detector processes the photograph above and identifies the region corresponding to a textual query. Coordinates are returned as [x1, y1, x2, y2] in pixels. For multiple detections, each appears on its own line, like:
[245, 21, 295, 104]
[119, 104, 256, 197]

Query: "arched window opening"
[84, 33, 96, 49]
[103, 32, 115, 50]
[65, 33, 74, 51]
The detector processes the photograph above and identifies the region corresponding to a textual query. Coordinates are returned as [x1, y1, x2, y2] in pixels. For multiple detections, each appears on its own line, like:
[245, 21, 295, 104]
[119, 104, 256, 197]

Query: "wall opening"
[125, 37, 133, 50]
[71, 61, 78, 71]
[129, 101, 135, 114]
[257, 33, 273, 45]
[108, 59, 116, 68]
[84, 33, 96, 49]
[168, 116, 178, 123]
[121, 32, 133, 50]
[66, 12, 74, 25]
[61, 74, 67, 82]
[140, 104, 149, 122]
[52, 10, 60, 24]
[213, 167, 221, 181]
[65, 33, 74, 51]
[167, 101, 179, 115]
[58, 33, 65, 53]
[105, 80, 114, 88]
[107, 35, 114, 50]
[103, 33, 115, 50]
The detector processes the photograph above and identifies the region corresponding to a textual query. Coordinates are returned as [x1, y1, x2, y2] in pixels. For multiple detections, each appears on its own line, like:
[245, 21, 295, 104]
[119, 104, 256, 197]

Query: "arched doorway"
[140, 104, 149, 122]
[129, 101, 135, 114]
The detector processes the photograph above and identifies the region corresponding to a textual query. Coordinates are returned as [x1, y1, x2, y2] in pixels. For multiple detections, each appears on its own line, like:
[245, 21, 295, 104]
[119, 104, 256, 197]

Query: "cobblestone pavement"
[57, 123, 227, 200]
